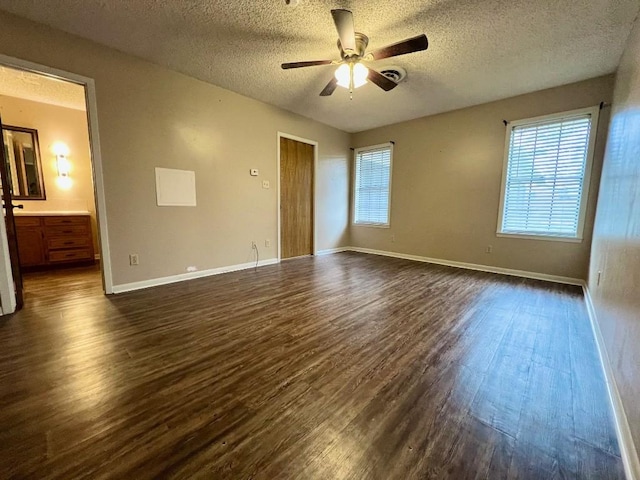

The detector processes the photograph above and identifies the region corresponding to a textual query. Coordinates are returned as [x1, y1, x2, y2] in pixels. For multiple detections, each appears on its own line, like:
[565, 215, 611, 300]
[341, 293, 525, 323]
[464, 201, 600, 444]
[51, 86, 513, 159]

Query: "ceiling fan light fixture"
[335, 62, 369, 90]
[352, 62, 369, 88]
[334, 63, 351, 88]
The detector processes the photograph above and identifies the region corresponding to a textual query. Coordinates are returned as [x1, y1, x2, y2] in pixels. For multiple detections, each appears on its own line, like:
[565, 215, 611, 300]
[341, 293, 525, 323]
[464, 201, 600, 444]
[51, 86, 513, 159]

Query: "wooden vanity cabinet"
[15, 215, 94, 268]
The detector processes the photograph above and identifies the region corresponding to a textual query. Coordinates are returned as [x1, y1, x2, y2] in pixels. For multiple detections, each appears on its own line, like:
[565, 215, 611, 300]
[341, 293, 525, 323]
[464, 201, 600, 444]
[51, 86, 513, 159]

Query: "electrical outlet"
[486, 245, 493, 254]
[251, 241, 257, 249]
[262, 180, 270, 189]
[186, 266, 197, 272]
[129, 254, 139, 266]
[265, 239, 271, 248]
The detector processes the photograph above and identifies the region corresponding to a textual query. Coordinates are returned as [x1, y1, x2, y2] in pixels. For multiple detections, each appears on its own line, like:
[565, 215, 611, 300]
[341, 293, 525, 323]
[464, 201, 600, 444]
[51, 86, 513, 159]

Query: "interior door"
[280, 137, 314, 259]
[0, 115, 24, 310]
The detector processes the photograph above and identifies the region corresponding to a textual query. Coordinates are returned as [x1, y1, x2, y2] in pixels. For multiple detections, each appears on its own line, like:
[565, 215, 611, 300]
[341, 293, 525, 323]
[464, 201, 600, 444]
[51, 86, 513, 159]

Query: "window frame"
[496, 106, 600, 243]
[352, 142, 394, 228]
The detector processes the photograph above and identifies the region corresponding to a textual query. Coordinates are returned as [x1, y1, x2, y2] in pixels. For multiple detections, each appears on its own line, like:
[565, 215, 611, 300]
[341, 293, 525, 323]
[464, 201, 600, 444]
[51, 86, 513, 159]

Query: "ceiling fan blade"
[281, 60, 333, 70]
[331, 9, 356, 53]
[370, 34, 428, 60]
[319, 77, 338, 96]
[368, 70, 398, 92]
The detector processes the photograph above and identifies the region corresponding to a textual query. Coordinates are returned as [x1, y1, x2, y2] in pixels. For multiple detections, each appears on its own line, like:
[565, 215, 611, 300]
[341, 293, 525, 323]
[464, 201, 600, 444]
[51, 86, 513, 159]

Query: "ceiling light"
[335, 62, 369, 91]
[334, 64, 351, 88]
[352, 63, 369, 88]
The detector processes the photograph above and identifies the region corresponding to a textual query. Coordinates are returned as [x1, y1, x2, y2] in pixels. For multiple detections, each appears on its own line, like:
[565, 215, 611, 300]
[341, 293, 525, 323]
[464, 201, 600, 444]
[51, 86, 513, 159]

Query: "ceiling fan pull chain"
[349, 63, 355, 99]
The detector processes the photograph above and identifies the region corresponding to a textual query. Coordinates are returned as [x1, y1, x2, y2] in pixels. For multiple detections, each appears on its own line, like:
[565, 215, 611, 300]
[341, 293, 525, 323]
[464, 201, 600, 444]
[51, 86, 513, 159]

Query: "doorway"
[277, 133, 317, 260]
[0, 55, 112, 315]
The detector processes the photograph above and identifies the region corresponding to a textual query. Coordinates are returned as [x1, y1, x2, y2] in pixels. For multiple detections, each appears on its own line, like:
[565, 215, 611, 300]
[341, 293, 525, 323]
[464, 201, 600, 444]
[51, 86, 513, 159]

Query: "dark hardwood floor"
[0, 252, 623, 479]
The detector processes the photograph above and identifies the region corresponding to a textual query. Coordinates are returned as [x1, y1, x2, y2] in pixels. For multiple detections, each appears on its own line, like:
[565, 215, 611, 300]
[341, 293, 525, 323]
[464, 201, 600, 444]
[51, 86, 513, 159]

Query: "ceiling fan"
[281, 9, 428, 97]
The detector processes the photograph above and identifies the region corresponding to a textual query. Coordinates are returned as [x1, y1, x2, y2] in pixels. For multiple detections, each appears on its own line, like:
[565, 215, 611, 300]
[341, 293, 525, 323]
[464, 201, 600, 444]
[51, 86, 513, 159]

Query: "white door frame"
[0, 53, 114, 313]
[0, 210, 14, 313]
[276, 132, 318, 261]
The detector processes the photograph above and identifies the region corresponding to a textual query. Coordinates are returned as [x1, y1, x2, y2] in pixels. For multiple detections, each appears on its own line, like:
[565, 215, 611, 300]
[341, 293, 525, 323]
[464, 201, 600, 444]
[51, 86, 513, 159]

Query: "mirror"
[2, 126, 46, 200]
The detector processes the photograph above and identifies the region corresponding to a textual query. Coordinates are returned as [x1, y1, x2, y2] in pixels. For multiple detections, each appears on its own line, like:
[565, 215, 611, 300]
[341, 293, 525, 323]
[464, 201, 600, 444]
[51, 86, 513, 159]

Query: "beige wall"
[0, 10, 350, 286]
[0, 94, 98, 251]
[589, 18, 640, 464]
[351, 76, 615, 280]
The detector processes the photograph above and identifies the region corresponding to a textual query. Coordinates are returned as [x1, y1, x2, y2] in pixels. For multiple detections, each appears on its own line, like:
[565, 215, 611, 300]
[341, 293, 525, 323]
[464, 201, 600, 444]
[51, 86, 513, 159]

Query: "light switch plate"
[250, 169, 259, 176]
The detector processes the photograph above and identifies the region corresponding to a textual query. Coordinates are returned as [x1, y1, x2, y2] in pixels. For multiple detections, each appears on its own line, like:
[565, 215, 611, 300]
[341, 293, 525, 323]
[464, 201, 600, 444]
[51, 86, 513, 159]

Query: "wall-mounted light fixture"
[52, 142, 72, 189]
[56, 155, 71, 177]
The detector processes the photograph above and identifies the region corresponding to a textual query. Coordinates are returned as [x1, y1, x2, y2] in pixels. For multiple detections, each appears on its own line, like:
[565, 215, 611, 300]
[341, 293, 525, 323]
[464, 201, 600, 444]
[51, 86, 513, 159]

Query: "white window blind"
[499, 110, 596, 239]
[354, 144, 392, 226]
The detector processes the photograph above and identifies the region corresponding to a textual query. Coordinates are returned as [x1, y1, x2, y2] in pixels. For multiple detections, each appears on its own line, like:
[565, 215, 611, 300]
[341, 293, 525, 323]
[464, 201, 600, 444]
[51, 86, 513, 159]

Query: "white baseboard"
[316, 247, 350, 256]
[583, 284, 640, 480]
[344, 246, 583, 285]
[112, 258, 279, 294]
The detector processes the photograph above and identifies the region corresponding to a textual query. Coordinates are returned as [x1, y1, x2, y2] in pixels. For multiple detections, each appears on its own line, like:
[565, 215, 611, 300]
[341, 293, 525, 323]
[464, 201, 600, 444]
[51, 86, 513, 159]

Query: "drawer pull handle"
[66, 253, 77, 257]
[62, 230, 72, 234]
[64, 241, 74, 245]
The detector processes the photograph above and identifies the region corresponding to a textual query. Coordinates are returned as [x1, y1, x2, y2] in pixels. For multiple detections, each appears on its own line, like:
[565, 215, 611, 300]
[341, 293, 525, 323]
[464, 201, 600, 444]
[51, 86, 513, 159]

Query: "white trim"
[582, 283, 640, 480]
[321, 246, 582, 285]
[316, 247, 350, 256]
[0, 54, 114, 295]
[352, 142, 393, 228]
[507, 106, 601, 128]
[0, 207, 15, 314]
[496, 233, 583, 243]
[276, 132, 318, 262]
[112, 258, 279, 294]
[497, 105, 600, 242]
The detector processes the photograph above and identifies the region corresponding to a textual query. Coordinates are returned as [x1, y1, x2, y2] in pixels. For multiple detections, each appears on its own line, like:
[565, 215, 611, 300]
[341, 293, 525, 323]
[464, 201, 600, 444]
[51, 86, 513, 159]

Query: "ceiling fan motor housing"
[338, 32, 369, 60]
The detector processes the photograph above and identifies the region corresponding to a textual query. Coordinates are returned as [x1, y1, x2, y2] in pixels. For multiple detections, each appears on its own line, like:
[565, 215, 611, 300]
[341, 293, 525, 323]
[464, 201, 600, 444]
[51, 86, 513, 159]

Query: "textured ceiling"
[0, 66, 86, 111]
[0, 0, 637, 132]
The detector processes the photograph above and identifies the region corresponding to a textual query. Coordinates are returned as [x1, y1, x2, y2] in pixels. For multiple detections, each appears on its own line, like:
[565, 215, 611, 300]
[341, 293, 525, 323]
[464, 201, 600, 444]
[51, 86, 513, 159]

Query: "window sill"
[353, 222, 390, 229]
[496, 232, 583, 243]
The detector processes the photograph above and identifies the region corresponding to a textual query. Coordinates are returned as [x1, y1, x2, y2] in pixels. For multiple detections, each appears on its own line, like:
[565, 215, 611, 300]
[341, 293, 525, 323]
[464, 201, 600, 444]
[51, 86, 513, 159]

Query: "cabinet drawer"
[49, 248, 93, 263]
[45, 225, 88, 236]
[44, 216, 89, 226]
[15, 216, 42, 227]
[48, 236, 91, 250]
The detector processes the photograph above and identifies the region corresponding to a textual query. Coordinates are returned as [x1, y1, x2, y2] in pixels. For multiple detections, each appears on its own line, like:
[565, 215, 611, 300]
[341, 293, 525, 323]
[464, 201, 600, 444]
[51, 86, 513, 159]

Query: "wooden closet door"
[280, 137, 314, 259]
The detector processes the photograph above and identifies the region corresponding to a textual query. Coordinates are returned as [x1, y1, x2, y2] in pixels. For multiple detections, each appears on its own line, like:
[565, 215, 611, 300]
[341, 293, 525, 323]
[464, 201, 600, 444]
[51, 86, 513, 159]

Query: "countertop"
[14, 211, 91, 217]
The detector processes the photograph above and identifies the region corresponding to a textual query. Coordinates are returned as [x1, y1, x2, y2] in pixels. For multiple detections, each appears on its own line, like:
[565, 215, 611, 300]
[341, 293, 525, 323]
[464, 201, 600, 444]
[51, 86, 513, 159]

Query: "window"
[498, 107, 599, 240]
[353, 143, 393, 226]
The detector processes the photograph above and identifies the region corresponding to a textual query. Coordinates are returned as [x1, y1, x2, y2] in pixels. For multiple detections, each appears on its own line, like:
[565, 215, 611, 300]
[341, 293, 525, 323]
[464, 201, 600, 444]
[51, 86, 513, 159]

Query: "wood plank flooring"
[0, 252, 623, 479]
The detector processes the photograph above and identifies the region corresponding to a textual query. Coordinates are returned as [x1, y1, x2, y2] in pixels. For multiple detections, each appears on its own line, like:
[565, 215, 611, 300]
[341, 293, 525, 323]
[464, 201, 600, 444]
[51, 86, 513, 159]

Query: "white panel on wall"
[155, 167, 197, 207]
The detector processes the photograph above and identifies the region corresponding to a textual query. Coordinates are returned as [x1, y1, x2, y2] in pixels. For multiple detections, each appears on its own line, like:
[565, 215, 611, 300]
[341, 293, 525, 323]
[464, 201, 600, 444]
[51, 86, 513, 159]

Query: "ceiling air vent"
[378, 67, 407, 84]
